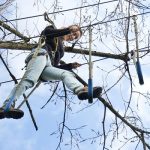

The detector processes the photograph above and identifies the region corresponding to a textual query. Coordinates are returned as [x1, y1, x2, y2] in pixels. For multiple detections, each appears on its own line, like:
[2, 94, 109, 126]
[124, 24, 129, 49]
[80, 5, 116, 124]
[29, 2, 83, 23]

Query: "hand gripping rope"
[88, 25, 93, 103]
[132, 16, 144, 85]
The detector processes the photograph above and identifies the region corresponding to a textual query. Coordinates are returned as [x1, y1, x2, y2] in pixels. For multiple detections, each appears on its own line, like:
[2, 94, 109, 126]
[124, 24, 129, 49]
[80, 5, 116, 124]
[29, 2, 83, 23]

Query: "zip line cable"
[2, 10, 150, 43]
[2, 0, 118, 22]
[125, 0, 150, 9]
[81, 11, 150, 29]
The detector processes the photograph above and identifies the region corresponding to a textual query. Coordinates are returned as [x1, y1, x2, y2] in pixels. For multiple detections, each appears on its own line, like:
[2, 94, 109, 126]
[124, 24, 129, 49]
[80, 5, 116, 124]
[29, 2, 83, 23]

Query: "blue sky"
[1, 0, 150, 150]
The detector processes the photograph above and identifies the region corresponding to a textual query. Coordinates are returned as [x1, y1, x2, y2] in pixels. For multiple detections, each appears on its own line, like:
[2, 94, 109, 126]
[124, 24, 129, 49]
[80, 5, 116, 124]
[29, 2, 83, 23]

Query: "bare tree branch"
[0, 20, 30, 42]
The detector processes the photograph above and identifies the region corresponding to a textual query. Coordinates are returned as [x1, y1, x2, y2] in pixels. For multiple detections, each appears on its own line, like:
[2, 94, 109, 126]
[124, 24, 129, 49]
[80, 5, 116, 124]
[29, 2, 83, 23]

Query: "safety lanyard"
[132, 16, 144, 85]
[88, 25, 93, 103]
[32, 36, 45, 58]
[44, 12, 58, 65]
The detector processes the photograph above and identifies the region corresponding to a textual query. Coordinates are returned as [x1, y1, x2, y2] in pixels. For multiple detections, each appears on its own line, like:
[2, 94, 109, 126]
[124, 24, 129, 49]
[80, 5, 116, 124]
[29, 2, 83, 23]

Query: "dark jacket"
[41, 25, 73, 70]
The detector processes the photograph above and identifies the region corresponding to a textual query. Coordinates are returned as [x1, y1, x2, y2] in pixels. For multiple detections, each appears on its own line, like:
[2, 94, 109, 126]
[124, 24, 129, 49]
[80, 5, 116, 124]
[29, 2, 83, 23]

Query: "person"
[0, 24, 102, 119]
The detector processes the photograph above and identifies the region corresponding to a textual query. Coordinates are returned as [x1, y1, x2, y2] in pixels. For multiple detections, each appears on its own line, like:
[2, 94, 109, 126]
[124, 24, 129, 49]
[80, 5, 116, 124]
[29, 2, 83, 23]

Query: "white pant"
[4, 49, 84, 106]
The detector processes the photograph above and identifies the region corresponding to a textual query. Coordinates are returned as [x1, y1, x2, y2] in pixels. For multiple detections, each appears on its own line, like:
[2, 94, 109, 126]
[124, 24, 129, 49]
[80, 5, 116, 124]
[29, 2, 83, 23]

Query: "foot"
[77, 86, 102, 100]
[0, 108, 5, 119]
[5, 108, 24, 119]
[0, 107, 24, 119]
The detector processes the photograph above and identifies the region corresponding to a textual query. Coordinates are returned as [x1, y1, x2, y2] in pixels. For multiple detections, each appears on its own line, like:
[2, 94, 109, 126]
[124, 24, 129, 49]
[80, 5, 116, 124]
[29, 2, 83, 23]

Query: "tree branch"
[0, 20, 30, 42]
[0, 41, 127, 61]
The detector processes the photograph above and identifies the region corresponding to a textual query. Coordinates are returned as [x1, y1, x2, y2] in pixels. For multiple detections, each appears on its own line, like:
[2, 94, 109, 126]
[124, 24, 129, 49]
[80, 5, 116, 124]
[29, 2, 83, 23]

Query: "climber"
[0, 24, 102, 119]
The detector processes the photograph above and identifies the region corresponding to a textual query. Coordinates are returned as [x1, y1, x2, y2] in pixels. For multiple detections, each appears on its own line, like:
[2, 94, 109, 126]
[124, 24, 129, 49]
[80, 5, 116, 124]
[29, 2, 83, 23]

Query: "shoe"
[0, 108, 5, 119]
[77, 86, 102, 100]
[5, 108, 24, 119]
[0, 107, 24, 119]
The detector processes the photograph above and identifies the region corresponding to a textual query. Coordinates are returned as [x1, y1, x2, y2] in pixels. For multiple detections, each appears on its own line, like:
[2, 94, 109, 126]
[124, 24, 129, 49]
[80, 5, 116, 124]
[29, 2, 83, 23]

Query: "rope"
[88, 24, 93, 103]
[32, 36, 45, 58]
[132, 16, 144, 85]
[44, 12, 58, 65]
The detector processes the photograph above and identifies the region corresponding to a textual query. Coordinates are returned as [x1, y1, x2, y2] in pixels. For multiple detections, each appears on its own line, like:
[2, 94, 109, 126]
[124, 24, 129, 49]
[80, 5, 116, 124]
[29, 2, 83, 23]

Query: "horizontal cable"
[4, 10, 150, 42]
[3, 0, 118, 22]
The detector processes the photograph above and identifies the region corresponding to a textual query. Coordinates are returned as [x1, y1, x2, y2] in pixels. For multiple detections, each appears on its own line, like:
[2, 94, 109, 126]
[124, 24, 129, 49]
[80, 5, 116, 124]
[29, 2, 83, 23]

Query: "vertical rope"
[88, 24, 93, 103]
[133, 16, 139, 60]
[133, 16, 144, 85]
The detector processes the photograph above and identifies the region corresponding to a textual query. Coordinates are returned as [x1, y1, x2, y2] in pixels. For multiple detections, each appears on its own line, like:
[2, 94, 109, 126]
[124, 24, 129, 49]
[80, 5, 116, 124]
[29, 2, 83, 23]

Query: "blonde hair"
[69, 25, 82, 36]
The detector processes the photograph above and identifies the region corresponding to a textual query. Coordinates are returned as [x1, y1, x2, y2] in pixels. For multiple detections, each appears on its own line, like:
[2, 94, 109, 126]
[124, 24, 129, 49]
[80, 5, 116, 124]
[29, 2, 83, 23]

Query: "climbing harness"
[132, 16, 144, 85]
[88, 25, 93, 103]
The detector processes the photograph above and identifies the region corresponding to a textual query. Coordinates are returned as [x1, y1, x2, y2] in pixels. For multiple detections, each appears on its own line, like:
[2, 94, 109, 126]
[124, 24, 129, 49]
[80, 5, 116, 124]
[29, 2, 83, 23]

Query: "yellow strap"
[32, 36, 45, 58]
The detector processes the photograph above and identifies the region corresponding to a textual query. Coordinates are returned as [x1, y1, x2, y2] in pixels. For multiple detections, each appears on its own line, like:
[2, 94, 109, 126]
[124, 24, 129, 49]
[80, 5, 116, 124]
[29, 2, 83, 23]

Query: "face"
[63, 30, 81, 41]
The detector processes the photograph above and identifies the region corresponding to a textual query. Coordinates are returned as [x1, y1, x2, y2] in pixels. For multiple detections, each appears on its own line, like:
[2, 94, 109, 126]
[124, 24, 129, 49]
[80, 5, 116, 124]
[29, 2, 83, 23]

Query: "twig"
[41, 82, 59, 109]
[0, 20, 30, 42]
[102, 106, 107, 150]
[56, 83, 67, 150]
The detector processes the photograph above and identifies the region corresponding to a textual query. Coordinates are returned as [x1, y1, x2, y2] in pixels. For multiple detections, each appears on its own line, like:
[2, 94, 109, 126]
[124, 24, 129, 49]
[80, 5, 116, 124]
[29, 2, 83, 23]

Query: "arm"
[56, 63, 73, 70]
[56, 62, 81, 70]
[42, 25, 71, 38]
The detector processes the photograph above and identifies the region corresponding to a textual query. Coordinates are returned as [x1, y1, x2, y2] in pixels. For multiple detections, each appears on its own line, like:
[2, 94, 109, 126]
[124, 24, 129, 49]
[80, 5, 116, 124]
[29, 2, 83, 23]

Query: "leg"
[41, 66, 102, 101]
[5, 55, 47, 107]
[41, 66, 84, 93]
[26, 52, 102, 101]
[0, 55, 47, 119]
